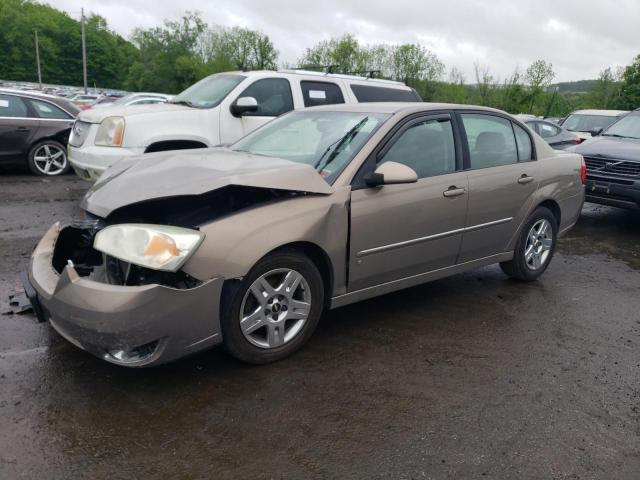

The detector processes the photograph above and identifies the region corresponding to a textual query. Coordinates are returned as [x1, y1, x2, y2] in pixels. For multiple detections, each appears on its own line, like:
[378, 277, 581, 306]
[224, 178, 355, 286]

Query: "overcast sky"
[48, 0, 639, 82]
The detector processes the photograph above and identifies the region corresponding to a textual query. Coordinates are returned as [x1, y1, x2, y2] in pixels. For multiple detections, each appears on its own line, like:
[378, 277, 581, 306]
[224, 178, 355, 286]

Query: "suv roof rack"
[276, 68, 405, 86]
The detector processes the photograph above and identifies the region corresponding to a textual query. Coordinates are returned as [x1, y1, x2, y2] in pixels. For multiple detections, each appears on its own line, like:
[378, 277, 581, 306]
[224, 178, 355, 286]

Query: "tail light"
[572, 137, 582, 144]
[580, 156, 587, 184]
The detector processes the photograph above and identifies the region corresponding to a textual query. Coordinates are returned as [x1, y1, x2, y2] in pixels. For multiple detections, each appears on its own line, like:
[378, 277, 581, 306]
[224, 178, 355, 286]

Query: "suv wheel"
[500, 207, 558, 282]
[221, 251, 325, 364]
[28, 140, 70, 176]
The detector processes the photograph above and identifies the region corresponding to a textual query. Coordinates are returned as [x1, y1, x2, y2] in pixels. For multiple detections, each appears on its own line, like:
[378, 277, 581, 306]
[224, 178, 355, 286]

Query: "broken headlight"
[93, 224, 204, 272]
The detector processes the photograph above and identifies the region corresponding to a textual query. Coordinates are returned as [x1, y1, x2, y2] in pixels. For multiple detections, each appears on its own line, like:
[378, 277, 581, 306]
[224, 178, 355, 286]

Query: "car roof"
[220, 69, 411, 88]
[569, 109, 629, 116]
[0, 87, 60, 101]
[298, 102, 508, 116]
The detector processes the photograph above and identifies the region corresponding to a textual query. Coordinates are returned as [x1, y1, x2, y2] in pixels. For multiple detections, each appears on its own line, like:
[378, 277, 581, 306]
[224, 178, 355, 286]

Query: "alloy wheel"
[33, 144, 67, 175]
[239, 268, 312, 349]
[524, 219, 553, 270]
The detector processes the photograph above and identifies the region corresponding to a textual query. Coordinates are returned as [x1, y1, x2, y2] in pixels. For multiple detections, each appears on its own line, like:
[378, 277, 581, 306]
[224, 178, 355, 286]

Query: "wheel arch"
[536, 198, 561, 227]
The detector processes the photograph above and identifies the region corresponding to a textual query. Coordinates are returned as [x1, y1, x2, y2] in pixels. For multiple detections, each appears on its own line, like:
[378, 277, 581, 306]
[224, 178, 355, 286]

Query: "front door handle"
[15, 127, 30, 133]
[517, 175, 534, 185]
[443, 186, 466, 198]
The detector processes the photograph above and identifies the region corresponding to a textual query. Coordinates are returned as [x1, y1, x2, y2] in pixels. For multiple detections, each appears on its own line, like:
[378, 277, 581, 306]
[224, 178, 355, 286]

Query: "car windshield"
[170, 74, 245, 108]
[231, 111, 390, 184]
[602, 113, 640, 139]
[563, 114, 619, 132]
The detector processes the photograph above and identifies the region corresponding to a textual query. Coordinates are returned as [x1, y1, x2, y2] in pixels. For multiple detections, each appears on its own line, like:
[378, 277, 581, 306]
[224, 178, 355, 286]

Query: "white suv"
[68, 70, 420, 181]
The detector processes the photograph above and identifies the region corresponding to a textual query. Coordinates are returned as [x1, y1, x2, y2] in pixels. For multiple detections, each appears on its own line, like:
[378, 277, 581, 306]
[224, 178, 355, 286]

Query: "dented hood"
[81, 148, 334, 218]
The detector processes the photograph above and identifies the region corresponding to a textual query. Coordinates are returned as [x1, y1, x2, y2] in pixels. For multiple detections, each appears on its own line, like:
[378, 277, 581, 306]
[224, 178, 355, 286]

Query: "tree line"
[1, 1, 639, 114]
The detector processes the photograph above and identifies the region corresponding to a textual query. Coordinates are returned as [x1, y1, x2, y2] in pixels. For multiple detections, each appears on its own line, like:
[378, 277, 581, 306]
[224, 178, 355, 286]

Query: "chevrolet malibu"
[24, 103, 586, 367]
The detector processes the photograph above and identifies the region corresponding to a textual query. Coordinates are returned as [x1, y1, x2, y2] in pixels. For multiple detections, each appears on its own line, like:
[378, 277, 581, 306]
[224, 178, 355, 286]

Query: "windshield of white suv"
[171, 74, 245, 108]
[563, 114, 619, 132]
[231, 111, 389, 184]
[602, 113, 640, 140]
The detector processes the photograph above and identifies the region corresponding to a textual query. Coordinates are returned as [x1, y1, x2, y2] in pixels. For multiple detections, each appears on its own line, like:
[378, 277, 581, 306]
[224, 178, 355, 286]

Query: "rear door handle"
[15, 127, 30, 133]
[443, 186, 466, 198]
[517, 175, 534, 185]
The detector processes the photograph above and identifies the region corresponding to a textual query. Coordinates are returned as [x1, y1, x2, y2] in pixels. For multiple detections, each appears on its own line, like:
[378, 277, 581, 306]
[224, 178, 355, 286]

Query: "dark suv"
[0, 89, 79, 176]
[574, 109, 640, 210]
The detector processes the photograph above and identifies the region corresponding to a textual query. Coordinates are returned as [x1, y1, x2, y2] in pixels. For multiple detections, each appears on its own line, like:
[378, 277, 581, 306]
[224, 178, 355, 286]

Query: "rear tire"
[27, 140, 70, 176]
[221, 251, 324, 364]
[500, 207, 558, 282]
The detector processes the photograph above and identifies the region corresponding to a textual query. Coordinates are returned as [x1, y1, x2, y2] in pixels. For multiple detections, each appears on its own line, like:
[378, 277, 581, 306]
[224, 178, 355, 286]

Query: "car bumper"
[585, 175, 640, 210]
[24, 223, 225, 367]
[68, 144, 144, 182]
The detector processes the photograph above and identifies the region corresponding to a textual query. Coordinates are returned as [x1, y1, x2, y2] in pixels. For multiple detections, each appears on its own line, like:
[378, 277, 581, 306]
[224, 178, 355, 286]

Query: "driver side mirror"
[590, 127, 604, 137]
[364, 161, 418, 187]
[231, 96, 259, 117]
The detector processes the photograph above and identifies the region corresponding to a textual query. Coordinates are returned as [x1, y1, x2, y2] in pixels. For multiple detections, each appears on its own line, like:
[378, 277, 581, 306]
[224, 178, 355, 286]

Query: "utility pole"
[81, 8, 88, 94]
[34, 30, 42, 89]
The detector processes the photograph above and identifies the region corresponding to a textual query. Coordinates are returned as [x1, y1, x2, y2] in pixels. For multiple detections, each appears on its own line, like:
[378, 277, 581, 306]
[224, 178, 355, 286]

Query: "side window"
[301, 81, 344, 107]
[237, 78, 294, 117]
[0, 94, 28, 118]
[513, 124, 533, 161]
[351, 85, 420, 102]
[461, 114, 518, 169]
[379, 118, 456, 178]
[28, 99, 72, 119]
[538, 122, 560, 138]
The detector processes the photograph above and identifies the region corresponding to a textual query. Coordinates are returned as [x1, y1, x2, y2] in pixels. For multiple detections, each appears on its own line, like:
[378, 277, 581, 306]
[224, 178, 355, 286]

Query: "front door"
[457, 113, 539, 263]
[221, 78, 295, 143]
[349, 114, 469, 292]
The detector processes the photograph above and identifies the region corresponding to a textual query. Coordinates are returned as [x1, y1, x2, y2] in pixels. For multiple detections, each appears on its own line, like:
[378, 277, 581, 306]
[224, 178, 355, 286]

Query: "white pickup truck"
[68, 69, 419, 181]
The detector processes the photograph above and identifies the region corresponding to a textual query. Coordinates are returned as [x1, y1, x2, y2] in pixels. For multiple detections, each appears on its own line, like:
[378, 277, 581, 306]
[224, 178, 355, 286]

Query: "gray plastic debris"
[7, 292, 33, 314]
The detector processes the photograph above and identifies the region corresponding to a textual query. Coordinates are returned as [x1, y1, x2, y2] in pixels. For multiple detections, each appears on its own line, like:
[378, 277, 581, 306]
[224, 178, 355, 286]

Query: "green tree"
[618, 55, 640, 110]
[524, 59, 555, 113]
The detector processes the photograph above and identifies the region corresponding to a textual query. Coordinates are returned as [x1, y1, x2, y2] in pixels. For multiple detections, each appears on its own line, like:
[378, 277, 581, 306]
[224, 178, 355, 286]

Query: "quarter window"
[28, 99, 72, 119]
[350, 85, 420, 102]
[379, 118, 456, 178]
[461, 114, 519, 169]
[513, 124, 533, 161]
[0, 94, 28, 118]
[301, 81, 344, 107]
[537, 122, 560, 138]
[237, 78, 294, 117]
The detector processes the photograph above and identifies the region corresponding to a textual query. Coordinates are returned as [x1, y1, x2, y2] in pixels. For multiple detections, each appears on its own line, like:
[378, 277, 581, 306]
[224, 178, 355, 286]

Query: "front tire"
[221, 251, 325, 364]
[27, 140, 70, 176]
[500, 207, 558, 282]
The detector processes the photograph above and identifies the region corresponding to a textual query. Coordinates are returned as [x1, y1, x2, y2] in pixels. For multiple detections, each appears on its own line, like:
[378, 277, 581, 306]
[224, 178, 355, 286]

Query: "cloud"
[48, 0, 639, 82]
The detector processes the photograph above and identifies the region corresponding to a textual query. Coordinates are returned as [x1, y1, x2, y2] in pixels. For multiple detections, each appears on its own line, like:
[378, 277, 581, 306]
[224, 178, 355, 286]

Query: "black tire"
[27, 139, 71, 176]
[221, 251, 325, 364]
[500, 206, 558, 282]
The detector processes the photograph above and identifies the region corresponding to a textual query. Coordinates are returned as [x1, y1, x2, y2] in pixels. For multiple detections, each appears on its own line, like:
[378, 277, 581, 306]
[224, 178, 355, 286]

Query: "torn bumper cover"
[24, 223, 224, 367]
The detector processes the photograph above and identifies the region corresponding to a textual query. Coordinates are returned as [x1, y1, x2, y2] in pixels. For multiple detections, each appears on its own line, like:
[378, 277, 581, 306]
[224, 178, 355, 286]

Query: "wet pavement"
[1, 173, 639, 479]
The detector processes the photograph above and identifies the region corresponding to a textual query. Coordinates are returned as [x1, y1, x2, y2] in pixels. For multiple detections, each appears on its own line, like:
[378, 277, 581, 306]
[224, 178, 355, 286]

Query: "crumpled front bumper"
[24, 223, 224, 367]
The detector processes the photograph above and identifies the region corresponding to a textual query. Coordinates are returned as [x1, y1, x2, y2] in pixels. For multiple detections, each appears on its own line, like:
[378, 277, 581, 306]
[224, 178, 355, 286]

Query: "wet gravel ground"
[1, 173, 639, 479]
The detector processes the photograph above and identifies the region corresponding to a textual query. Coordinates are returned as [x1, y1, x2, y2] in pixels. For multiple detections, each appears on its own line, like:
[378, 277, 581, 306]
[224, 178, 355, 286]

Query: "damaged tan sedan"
[24, 103, 586, 366]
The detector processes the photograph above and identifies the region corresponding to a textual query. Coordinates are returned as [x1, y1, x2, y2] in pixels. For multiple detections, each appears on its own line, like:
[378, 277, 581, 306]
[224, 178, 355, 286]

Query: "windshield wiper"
[169, 99, 197, 108]
[602, 133, 636, 139]
[314, 117, 369, 172]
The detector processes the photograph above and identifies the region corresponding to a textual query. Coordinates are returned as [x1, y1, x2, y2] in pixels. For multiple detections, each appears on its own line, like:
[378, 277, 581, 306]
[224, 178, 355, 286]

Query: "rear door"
[348, 113, 468, 291]
[457, 113, 539, 263]
[0, 94, 39, 161]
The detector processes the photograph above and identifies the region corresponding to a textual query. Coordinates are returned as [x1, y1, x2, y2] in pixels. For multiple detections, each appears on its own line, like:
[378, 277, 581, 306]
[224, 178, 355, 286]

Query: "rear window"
[350, 85, 420, 103]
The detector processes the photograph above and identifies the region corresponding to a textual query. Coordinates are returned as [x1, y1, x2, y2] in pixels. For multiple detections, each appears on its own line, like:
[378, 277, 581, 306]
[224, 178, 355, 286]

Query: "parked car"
[90, 92, 172, 109]
[573, 108, 640, 210]
[0, 88, 78, 175]
[69, 93, 100, 108]
[560, 109, 628, 140]
[68, 69, 421, 181]
[517, 116, 581, 150]
[24, 103, 585, 367]
[543, 116, 564, 125]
